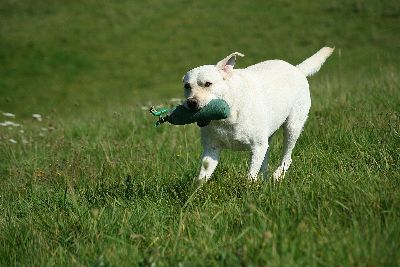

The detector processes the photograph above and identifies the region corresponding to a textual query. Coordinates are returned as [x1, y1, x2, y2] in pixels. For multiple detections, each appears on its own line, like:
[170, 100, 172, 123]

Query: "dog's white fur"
[182, 47, 334, 181]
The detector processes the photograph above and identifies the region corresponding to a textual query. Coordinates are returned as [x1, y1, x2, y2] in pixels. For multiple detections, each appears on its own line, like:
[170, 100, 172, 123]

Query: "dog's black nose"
[187, 98, 199, 110]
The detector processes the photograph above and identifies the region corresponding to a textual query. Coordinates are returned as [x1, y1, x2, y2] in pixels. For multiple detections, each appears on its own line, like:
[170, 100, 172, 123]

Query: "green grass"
[1, 0, 399, 266]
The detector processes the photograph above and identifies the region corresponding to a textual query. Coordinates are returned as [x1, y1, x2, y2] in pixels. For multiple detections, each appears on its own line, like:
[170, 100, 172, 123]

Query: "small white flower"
[169, 98, 182, 103]
[2, 112, 15, 118]
[20, 129, 24, 134]
[0, 121, 20, 127]
[32, 114, 42, 121]
[9, 138, 17, 144]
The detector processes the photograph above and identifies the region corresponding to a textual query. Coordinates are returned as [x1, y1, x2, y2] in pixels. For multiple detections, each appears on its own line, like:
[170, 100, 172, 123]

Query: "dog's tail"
[296, 47, 334, 77]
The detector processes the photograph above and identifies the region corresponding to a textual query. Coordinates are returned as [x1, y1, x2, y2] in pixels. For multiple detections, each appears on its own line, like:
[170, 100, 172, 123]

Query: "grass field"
[1, 0, 399, 266]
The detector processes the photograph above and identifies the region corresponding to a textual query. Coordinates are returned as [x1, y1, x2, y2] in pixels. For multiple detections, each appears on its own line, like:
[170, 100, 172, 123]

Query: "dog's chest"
[205, 122, 252, 150]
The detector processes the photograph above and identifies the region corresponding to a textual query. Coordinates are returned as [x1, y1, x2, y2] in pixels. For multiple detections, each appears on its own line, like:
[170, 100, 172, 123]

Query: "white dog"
[182, 47, 334, 181]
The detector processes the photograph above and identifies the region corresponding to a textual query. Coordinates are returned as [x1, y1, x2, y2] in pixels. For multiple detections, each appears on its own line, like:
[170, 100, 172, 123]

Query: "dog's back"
[228, 60, 309, 136]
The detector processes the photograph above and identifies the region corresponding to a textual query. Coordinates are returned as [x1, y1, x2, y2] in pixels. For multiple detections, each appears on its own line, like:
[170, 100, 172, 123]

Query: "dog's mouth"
[182, 101, 208, 127]
[197, 120, 210, 127]
[184, 98, 201, 111]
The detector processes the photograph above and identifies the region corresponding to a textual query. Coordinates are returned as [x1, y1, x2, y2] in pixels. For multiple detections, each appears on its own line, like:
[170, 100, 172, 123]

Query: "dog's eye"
[184, 83, 191, 90]
[204, 82, 212, 87]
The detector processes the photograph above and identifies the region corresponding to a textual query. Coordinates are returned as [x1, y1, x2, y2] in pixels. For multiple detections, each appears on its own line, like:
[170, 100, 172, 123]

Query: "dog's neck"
[221, 71, 250, 123]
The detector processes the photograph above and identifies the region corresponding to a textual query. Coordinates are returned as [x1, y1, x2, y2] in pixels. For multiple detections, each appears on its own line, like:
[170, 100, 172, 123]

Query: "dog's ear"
[216, 52, 244, 79]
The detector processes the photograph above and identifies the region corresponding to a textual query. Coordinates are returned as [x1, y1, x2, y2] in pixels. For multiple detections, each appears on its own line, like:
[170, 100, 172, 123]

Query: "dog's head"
[182, 52, 244, 111]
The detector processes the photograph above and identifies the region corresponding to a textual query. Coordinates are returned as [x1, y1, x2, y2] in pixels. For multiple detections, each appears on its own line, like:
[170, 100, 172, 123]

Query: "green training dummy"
[149, 99, 230, 127]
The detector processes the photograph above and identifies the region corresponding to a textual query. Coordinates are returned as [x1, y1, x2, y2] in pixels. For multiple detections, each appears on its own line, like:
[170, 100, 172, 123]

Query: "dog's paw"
[196, 176, 208, 185]
[273, 166, 285, 182]
[247, 175, 259, 182]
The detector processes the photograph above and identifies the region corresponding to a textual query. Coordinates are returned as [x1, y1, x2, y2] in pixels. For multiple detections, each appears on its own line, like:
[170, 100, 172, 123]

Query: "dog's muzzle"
[186, 98, 199, 111]
[185, 98, 211, 127]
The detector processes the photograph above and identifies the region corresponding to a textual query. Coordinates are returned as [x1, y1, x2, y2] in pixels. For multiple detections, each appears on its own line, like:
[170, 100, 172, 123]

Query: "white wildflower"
[169, 98, 182, 103]
[9, 138, 17, 144]
[32, 114, 42, 121]
[2, 112, 15, 118]
[0, 121, 20, 127]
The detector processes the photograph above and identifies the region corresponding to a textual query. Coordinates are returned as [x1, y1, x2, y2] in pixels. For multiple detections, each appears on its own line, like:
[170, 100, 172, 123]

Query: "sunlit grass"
[0, 0, 399, 266]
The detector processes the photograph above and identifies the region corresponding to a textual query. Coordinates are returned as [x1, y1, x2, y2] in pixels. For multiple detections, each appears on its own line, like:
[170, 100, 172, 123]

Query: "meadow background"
[0, 0, 399, 266]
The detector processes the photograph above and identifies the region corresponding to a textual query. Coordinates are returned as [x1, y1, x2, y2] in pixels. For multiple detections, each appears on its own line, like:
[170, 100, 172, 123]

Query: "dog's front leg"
[248, 144, 269, 181]
[260, 148, 269, 180]
[198, 147, 220, 182]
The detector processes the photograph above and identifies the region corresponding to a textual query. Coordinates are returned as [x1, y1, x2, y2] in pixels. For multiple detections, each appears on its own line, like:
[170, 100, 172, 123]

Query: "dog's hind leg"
[273, 101, 310, 181]
[198, 147, 220, 182]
